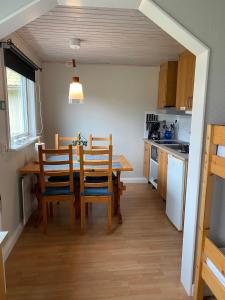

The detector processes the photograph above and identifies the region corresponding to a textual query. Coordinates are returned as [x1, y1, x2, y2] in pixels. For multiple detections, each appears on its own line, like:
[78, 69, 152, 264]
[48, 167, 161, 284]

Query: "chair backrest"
[88, 134, 112, 150]
[38, 145, 74, 194]
[55, 133, 78, 150]
[79, 145, 113, 193]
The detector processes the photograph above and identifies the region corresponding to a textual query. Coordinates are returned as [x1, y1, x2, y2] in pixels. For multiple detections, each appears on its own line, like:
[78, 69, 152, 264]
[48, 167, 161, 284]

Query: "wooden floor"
[6, 184, 192, 300]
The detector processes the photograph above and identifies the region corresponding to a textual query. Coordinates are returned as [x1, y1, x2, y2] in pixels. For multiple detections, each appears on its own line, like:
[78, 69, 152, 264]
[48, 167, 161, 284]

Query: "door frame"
[0, 0, 209, 296]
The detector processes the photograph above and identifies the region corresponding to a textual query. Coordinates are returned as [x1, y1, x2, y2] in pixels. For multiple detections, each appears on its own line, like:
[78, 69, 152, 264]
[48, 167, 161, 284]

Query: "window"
[6, 67, 36, 149]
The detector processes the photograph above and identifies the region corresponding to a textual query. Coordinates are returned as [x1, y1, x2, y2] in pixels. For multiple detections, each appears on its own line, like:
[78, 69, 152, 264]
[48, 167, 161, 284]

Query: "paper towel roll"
[34, 142, 45, 163]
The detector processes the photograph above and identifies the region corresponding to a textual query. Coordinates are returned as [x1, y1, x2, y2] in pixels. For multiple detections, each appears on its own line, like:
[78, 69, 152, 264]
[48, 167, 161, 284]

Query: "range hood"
[155, 107, 192, 116]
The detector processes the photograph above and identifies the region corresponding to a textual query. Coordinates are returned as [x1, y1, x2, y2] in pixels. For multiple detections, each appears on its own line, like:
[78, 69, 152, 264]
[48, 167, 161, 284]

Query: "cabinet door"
[157, 63, 167, 108]
[176, 51, 196, 111]
[157, 62, 178, 109]
[186, 52, 196, 110]
[143, 142, 150, 179]
[158, 149, 168, 199]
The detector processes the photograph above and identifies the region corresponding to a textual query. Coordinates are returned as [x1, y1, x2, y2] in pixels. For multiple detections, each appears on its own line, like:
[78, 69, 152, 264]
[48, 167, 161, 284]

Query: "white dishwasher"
[166, 154, 185, 231]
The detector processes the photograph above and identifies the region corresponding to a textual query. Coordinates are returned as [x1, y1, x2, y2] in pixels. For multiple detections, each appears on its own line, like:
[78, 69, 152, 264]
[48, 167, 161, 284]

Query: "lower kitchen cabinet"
[158, 149, 168, 199]
[143, 141, 150, 180]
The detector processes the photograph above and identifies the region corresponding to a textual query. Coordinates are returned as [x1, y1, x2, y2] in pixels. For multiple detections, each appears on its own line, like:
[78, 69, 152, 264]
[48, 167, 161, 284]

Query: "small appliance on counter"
[145, 113, 160, 140]
[147, 121, 161, 140]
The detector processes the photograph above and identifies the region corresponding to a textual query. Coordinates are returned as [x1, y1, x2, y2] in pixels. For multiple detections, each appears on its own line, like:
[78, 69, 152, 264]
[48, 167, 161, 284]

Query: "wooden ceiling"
[16, 5, 184, 66]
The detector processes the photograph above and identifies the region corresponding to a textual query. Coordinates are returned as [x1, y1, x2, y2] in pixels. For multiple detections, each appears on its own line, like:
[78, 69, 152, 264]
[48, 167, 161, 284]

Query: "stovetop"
[149, 139, 190, 154]
[153, 140, 179, 145]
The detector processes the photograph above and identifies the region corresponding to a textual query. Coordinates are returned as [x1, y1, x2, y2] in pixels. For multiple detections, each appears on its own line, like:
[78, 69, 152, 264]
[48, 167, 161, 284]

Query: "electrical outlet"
[0, 100, 6, 110]
[0, 143, 7, 154]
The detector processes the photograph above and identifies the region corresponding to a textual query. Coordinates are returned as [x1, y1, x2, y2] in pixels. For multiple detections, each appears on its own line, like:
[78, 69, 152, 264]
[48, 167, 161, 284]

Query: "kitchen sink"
[154, 140, 180, 145]
[166, 144, 189, 154]
[152, 140, 189, 154]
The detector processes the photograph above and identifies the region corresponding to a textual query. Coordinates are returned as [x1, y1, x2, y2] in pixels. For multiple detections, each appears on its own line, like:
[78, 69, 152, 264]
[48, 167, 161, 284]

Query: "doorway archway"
[0, 0, 209, 295]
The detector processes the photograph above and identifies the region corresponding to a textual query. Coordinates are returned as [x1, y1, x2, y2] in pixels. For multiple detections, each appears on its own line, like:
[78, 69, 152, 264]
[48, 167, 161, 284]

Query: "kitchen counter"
[144, 139, 189, 161]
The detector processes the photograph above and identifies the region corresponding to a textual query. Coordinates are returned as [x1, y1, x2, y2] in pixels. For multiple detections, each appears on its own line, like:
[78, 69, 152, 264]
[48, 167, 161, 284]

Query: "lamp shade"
[68, 76, 84, 104]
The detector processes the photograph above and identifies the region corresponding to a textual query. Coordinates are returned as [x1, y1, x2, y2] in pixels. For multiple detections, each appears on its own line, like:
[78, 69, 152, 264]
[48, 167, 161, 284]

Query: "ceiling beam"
[0, 0, 58, 40]
[57, 0, 142, 9]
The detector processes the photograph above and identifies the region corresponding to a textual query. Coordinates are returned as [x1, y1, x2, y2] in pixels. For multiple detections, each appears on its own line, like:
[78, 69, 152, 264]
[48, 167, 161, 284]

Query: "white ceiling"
[16, 5, 184, 66]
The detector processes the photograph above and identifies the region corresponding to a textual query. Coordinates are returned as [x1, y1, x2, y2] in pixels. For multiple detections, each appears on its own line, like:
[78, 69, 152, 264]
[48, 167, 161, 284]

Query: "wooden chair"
[88, 134, 112, 150]
[87, 133, 115, 180]
[55, 133, 78, 151]
[38, 145, 75, 233]
[53, 132, 80, 193]
[79, 145, 113, 233]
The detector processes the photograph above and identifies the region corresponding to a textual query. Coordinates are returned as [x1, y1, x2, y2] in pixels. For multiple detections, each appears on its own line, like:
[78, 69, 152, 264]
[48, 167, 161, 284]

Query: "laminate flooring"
[6, 184, 193, 300]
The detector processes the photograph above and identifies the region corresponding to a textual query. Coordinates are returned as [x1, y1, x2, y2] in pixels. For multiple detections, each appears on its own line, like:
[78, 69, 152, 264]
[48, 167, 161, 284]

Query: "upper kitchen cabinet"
[157, 61, 178, 109]
[176, 50, 196, 111]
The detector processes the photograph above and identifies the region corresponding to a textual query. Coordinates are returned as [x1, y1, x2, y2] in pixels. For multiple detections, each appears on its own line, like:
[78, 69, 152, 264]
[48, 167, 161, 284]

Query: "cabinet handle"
[185, 98, 188, 110]
[190, 97, 193, 109]
[187, 97, 193, 110]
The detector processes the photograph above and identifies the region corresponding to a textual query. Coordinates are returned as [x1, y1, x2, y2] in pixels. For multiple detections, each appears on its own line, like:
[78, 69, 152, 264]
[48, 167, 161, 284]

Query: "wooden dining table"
[19, 154, 133, 224]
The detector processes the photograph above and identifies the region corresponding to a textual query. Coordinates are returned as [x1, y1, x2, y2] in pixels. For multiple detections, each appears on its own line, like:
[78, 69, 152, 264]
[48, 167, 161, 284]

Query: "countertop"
[144, 139, 189, 161]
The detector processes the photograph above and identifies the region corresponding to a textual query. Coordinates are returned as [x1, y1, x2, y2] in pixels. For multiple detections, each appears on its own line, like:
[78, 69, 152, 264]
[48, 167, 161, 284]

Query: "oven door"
[151, 145, 158, 162]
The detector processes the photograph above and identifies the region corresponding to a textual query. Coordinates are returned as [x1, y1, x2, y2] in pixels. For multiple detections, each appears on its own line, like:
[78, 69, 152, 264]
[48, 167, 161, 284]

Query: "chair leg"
[70, 199, 75, 230]
[85, 203, 89, 216]
[107, 197, 112, 233]
[49, 202, 53, 218]
[42, 200, 48, 234]
[80, 197, 85, 234]
[75, 190, 80, 218]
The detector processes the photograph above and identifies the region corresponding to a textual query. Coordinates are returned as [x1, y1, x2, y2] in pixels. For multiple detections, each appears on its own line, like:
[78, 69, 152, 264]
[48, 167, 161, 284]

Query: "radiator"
[20, 175, 36, 225]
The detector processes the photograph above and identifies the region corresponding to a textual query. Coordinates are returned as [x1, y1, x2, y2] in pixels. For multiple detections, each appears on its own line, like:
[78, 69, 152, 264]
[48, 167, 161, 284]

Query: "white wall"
[42, 63, 159, 179]
[0, 33, 41, 250]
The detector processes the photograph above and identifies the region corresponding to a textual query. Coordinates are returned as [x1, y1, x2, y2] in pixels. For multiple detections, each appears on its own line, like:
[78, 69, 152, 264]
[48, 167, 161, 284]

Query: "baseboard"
[2, 222, 24, 262]
[121, 177, 148, 183]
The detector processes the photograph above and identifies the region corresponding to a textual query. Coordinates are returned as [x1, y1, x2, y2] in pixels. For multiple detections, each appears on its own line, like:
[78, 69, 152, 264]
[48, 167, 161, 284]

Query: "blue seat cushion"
[43, 186, 73, 196]
[85, 172, 116, 183]
[48, 172, 80, 183]
[81, 187, 112, 196]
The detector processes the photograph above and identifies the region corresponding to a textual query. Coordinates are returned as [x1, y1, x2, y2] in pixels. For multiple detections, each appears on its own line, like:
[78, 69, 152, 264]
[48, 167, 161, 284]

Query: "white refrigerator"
[166, 154, 185, 231]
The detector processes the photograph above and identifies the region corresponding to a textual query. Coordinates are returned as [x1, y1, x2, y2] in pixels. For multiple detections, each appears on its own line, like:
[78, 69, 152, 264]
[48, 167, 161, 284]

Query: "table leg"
[116, 171, 122, 224]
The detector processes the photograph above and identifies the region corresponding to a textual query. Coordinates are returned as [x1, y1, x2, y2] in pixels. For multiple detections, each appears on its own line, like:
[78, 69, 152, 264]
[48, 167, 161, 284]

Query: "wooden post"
[194, 125, 216, 299]
[55, 133, 59, 149]
[88, 134, 92, 150]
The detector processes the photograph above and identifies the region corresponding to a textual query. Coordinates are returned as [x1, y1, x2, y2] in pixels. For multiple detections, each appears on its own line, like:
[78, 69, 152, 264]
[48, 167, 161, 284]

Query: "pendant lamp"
[68, 59, 84, 104]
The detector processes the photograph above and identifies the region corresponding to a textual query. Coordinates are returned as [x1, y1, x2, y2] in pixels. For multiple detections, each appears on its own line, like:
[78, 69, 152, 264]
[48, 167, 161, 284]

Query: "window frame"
[4, 66, 38, 150]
